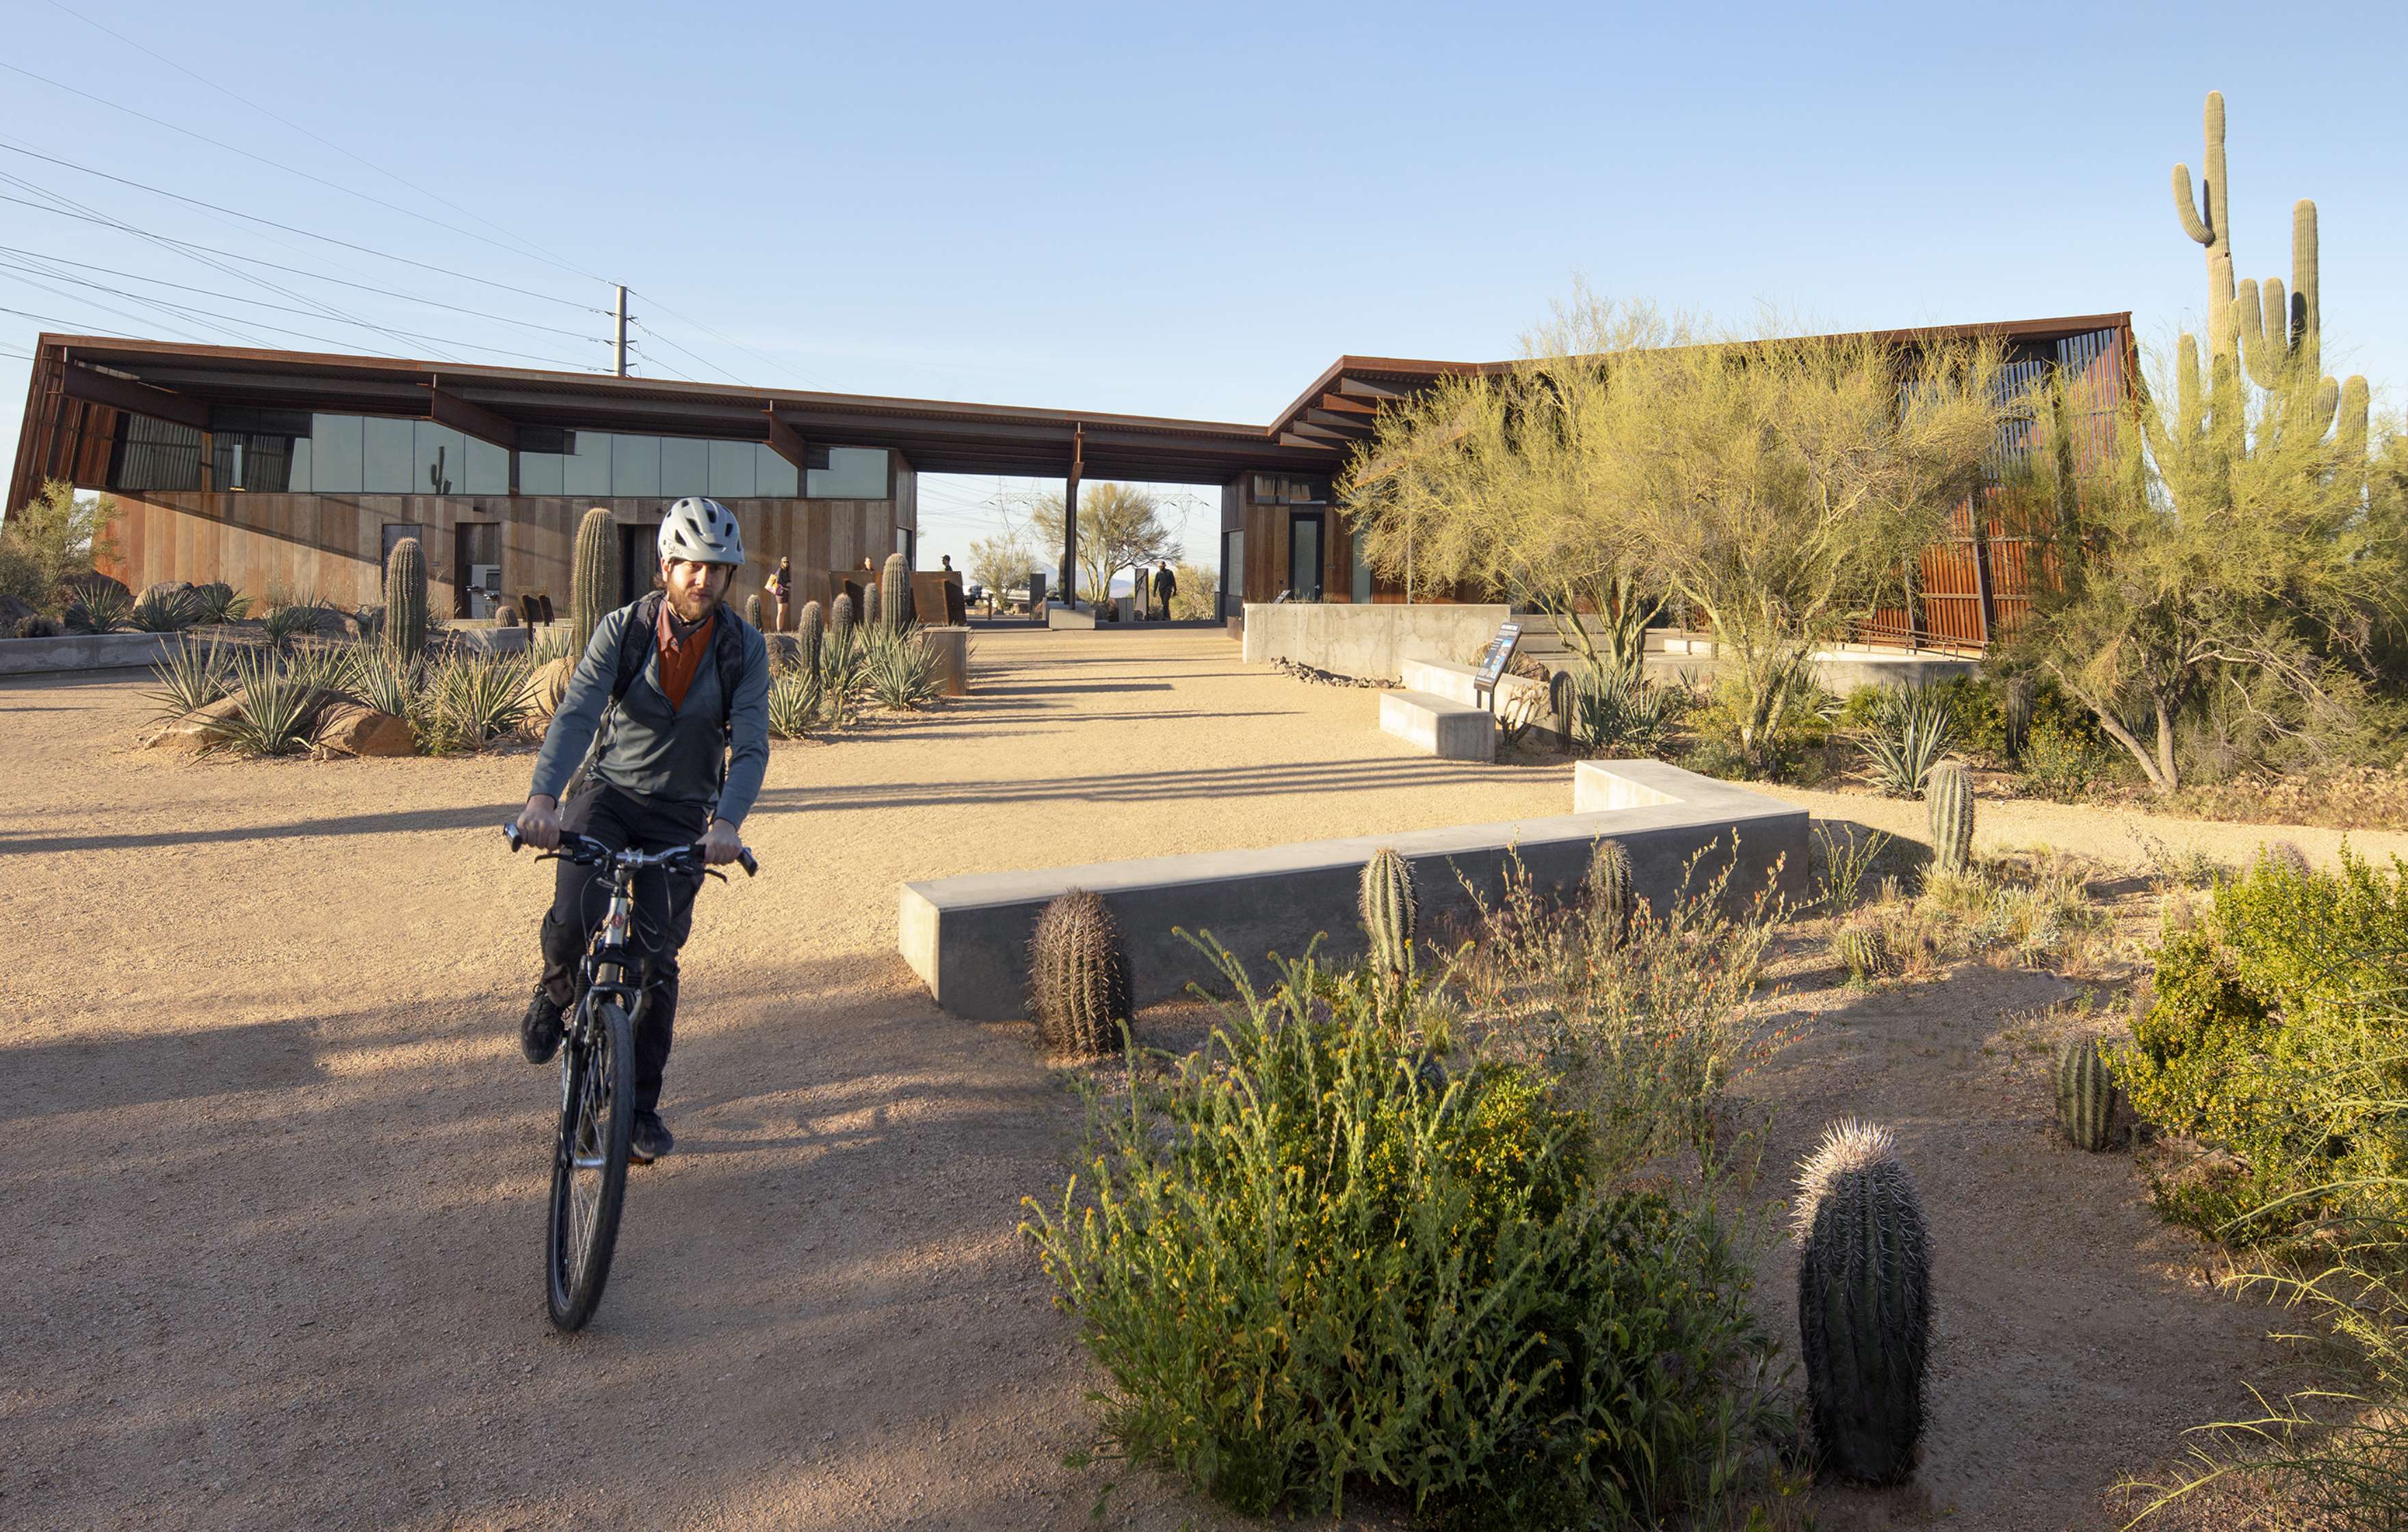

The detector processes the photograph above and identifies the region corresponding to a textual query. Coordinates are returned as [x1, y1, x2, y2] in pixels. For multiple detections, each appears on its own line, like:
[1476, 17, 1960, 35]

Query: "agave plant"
[419, 650, 534, 754]
[858, 624, 943, 711]
[345, 645, 420, 719]
[1560, 650, 1681, 757]
[129, 589, 199, 633]
[261, 601, 326, 648]
[191, 583, 250, 623]
[278, 642, 354, 698]
[65, 585, 134, 633]
[816, 628, 867, 727]
[218, 649, 320, 756]
[142, 637, 233, 722]
[1855, 685, 1955, 798]
[767, 666, 824, 739]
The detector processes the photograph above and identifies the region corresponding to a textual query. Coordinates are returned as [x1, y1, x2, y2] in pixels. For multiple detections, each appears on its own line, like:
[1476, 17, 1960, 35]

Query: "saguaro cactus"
[2172, 91, 2236, 351]
[2056, 1033, 2124, 1152]
[800, 599, 825, 670]
[863, 579, 881, 631]
[1587, 838, 1634, 946]
[383, 536, 427, 659]
[744, 593, 763, 629]
[1358, 847, 1417, 981]
[570, 507, 614, 657]
[1027, 889, 1132, 1055]
[1795, 1120, 1932, 1484]
[881, 552, 914, 631]
[1926, 761, 1974, 875]
[830, 593, 854, 657]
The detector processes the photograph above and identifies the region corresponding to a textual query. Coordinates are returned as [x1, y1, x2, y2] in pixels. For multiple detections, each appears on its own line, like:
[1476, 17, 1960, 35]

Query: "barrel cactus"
[1027, 889, 1132, 1056]
[571, 506, 614, 657]
[830, 593, 854, 657]
[1358, 847, 1417, 981]
[1587, 838, 1635, 946]
[881, 552, 914, 631]
[1795, 1120, 1931, 1484]
[1833, 922, 1894, 985]
[383, 536, 428, 659]
[2264, 840, 2312, 878]
[800, 599, 825, 670]
[2056, 1033, 2124, 1152]
[1926, 760, 1974, 875]
[744, 593, 763, 629]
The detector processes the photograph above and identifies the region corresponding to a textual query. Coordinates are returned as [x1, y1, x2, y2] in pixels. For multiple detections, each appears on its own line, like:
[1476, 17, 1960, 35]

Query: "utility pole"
[613, 285, 629, 377]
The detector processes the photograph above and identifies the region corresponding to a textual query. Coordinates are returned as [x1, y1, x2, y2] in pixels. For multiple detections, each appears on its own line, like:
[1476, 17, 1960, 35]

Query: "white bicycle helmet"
[657, 496, 746, 566]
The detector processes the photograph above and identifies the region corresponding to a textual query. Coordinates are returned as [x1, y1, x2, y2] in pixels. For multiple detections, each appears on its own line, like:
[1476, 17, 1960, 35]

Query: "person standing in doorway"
[770, 555, 793, 632]
[1153, 561, 1177, 622]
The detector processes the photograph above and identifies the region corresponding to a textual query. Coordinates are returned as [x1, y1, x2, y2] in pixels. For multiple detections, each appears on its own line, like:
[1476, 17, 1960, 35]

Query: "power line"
[40, 0, 609, 287]
[0, 257, 608, 368]
[0, 301, 173, 341]
[0, 59, 615, 286]
[629, 289, 837, 391]
[627, 318, 746, 386]
[0, 205, 609, 336]
[0, 167, 446, 362]
[0, 248, 609, 359]
[0, 140, 597, 311]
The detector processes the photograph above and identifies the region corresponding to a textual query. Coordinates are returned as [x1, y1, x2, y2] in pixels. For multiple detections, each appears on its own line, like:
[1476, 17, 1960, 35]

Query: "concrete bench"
[1378, 688, 1495, 761]
[898, 758, 1809, 1019]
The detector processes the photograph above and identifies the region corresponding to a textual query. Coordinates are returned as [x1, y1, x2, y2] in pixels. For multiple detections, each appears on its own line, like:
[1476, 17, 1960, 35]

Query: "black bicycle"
[504, 823, 757, 1331]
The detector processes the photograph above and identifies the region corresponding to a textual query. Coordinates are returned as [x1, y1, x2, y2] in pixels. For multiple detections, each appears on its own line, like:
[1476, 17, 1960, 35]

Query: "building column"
[1060, 425, 1082, 609]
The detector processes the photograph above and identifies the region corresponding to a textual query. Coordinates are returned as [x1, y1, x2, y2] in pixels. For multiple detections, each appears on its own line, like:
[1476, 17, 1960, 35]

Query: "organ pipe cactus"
[830, 593, 854, 657]
[881, 552, 914, 631]
[571, 507, 614, 657]
[1358, 847, 1417, 981]
[1587, 838, 1634, 947]
[1926, 761, 1974, 875]
[1027, 889, 1131, 1056]
[1795, 1120, 1931, 1485]
[383, 536, 428, 659]
[2056, 1033, 2124, 1152]
[800, 599, 825, 670]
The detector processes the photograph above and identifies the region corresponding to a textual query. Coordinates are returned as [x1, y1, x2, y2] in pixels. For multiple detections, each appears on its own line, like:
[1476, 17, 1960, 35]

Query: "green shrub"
[1025, 947, 1782, 1529]
[2119, 849, 2408, 1243]
[1683, 670, 1832, 782]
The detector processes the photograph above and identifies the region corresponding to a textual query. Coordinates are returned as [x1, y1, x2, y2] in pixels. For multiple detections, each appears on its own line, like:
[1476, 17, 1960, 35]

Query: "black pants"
[539, 784, 709, 1115]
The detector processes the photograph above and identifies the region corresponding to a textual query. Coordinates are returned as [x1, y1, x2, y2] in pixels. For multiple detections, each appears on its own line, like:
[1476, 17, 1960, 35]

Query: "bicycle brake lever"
[702, 867, 728, 882]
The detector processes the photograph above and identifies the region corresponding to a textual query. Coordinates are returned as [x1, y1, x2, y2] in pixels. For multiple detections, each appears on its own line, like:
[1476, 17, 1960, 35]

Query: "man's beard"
[668, 585, 720, 624]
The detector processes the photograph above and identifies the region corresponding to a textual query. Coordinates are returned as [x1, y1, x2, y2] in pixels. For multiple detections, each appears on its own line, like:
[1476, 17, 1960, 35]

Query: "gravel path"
[2, 628, 2359, 1529]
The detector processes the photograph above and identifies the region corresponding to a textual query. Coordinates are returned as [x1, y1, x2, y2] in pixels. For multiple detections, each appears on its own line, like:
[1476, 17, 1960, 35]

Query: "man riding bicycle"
[515, 497, 770, 1163]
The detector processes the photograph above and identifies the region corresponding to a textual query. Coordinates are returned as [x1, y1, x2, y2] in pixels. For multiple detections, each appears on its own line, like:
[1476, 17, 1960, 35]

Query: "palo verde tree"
[1348, 295, 2013, 777]
[1, 477, 123, 611]
[2003, 343, 2397, 795]
[1024, 482, 1183, 605]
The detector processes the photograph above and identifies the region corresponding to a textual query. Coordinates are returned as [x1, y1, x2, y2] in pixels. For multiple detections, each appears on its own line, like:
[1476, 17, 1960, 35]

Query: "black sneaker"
[630, 1111, 674, 1165]
[520, 987, 564, 1064]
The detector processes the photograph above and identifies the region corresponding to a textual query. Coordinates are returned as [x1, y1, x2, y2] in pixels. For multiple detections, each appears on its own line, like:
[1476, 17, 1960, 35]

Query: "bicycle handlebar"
[503, 821, 758, 878]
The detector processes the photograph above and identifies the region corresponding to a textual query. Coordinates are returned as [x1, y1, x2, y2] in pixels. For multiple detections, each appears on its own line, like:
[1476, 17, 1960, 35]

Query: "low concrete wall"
[1242, 603, 1508, 682]
[0, 631, 177, 675]
[898, 759, 1807, 1020]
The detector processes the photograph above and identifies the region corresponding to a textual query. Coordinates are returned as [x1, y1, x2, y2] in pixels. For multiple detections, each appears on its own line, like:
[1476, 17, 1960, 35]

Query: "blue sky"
[3, 0, 2403, 574]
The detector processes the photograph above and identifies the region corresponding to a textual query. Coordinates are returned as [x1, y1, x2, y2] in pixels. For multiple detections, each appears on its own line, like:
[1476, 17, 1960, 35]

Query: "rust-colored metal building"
[9, 313, 2132, 644]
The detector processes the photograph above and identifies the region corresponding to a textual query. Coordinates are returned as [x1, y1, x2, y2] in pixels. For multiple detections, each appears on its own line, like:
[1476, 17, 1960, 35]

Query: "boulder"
[144, 580, 198, 607]
[142, 687, 345, 752]
[345, 606, 384, 642]
[314, 703, 417, 757]
[55, 570, 130, 607]
[0, 593, 38, 633]
[519, 655, 575, 722]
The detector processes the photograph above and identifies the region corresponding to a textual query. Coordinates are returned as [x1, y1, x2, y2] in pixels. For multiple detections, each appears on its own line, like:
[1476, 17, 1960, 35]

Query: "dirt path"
[0, 631, 2344, 1529]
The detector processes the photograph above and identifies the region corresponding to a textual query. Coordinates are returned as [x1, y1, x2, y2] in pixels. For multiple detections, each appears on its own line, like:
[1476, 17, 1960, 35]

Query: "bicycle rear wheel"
[545, 994, 634, 1331]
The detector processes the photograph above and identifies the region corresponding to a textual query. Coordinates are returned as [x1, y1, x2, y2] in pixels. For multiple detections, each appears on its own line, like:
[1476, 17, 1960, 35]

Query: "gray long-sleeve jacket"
[529, 600, 772, 828]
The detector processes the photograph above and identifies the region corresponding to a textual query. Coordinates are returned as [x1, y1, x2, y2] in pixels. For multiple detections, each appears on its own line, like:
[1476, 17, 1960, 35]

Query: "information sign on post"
[1470, 622, 1521, 711]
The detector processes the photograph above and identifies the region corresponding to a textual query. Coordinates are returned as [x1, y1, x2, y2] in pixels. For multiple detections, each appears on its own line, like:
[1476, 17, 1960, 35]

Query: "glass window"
[288, 432, 313, 490]
[111, 413, 205, 491]
[807, 446, 889, 499]
[612, 433, 660, 499]
[310, 413, 361, 492]
[757, 444, 799, 497]
[213, 432, 296, 492]
[562, 431, 611, 497]
[659, 436, 709, 497]
[362, 417, 415, 492]
[520, 440, 564, 495]
[466, 435, 508, 494]
[707, 439, 756, 499]
[415, 421, 467, 495]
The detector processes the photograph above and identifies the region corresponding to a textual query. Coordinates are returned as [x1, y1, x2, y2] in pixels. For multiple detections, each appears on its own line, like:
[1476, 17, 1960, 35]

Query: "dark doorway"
[1286, 512, 1323, 601]
[619, 523, 659, 606]
[454, 522, 500, 618]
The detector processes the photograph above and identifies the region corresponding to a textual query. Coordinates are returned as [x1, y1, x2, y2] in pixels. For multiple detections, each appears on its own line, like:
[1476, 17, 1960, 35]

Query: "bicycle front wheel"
[545, 994, 635, 1332]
